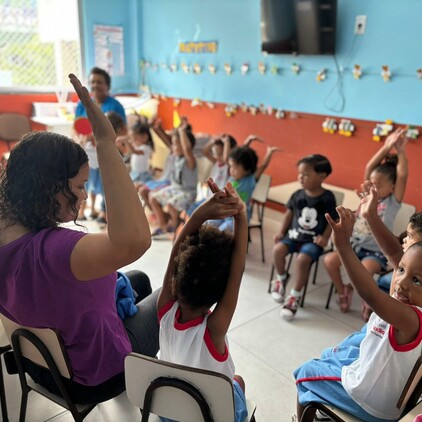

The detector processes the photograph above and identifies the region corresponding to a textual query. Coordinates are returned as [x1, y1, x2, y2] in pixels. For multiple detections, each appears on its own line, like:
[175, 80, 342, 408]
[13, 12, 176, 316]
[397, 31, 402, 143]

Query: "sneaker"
[270, 273, 290, 303]
[281, 295, 299, 320]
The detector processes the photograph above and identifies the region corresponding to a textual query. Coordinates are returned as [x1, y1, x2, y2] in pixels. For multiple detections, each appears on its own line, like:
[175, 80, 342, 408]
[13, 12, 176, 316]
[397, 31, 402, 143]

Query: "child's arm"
[392, 136, 408, 202]
[157, 180, 242, 311]
[326, 207, 420, 345]
[202, 137, 218, 163]
[255, 146, 282, 181]
[207, 184, 248, 349]
[274, 209, 293, 243]
[222, 134, 234, 164]
[243, 134, 263, 148]
[360, 181, 403, 268]
[314, 225, 332, 248]
[127, 141, 145, 155]
[364, 127, 406, 180]
[151, 118, 172, 148]
[178, 126, 196, 170]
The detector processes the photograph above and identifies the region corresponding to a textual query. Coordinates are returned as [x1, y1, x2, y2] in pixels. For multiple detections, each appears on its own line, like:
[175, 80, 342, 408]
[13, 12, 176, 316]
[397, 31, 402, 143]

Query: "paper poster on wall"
[94, 25, 125, 76]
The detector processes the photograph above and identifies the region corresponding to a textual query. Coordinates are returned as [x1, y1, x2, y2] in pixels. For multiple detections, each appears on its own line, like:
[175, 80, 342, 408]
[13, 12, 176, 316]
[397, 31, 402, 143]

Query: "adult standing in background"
[74, 67, 126, 224]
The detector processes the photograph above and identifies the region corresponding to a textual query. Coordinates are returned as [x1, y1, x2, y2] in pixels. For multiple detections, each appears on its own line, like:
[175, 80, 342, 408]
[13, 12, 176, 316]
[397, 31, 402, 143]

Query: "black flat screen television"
[261, 0, 337, 55]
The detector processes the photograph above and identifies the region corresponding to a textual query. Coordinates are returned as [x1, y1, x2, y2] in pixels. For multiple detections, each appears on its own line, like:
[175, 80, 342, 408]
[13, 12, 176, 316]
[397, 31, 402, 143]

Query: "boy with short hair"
[271, 154, 337, 320]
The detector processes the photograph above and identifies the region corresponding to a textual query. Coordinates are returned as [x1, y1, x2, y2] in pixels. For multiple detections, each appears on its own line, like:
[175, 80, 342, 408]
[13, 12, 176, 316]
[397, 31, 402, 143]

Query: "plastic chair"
[0, 320, 11, 422]
[325, 202, 417, 309]
[125, 353, 257, 422]
[0, 113, 31, 151]
[301, 354, 422, 421]
[0, 314, 98, 422]
[248, 174, 272, 262]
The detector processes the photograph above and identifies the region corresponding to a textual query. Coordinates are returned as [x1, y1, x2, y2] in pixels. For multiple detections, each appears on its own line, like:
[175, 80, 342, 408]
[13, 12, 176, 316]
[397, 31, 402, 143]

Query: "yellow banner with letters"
[179, 41, 218, 54]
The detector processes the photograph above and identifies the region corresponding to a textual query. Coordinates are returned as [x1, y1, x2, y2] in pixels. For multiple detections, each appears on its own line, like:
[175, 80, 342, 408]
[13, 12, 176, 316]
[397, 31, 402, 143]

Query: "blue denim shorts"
[280, 238, 323, 262]
[354, 247, 388, 271]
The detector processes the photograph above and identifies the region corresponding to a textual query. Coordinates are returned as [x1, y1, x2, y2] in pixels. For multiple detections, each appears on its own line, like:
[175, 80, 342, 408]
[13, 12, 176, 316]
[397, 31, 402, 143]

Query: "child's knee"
[323, 251, 339, 269]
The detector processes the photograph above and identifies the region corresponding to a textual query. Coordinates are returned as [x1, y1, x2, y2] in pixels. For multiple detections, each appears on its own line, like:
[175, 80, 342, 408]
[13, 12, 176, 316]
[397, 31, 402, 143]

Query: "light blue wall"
[82, 0, 422, 124]
[79, 0, 140, 94]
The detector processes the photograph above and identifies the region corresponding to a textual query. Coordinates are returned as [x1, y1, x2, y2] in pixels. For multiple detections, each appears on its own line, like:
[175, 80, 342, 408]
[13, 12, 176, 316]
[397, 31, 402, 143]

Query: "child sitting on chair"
[157, 179, 248, 422]
[270, 154, 338, 320]
[294, 205, 422, 422]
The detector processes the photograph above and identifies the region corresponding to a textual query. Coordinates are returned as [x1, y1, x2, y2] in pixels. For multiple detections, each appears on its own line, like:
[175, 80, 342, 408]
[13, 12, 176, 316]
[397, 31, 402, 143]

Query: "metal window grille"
[0, 0, 82, 90]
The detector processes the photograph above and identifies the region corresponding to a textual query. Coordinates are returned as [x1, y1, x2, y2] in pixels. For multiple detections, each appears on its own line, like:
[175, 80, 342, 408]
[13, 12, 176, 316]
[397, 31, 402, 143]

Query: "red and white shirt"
[158, 300, 235, 379]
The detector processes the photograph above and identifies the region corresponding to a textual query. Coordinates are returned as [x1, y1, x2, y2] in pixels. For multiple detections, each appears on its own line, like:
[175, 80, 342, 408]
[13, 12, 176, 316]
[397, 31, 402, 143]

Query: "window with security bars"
[0, 0, 82, 91]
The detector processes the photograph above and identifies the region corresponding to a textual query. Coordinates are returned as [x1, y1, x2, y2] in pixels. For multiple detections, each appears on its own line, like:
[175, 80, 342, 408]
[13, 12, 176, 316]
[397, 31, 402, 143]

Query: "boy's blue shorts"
[280, 238, 323, 262]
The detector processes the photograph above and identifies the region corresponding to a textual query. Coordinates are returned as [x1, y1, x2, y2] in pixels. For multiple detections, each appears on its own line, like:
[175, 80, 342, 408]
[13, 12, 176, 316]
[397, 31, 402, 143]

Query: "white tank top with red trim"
[159, 301, 235, 379]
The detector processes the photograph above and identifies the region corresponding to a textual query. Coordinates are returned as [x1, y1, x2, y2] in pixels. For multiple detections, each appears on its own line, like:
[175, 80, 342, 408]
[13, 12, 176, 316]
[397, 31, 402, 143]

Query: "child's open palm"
[358, 181, 378, 219]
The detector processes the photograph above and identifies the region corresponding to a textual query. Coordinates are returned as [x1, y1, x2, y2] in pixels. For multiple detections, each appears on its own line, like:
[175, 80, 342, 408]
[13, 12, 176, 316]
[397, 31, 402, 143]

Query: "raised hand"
[385, 127, 406, 150]
[267, 146, 282, 154]
[69, 74, 116, 143]
[325, 206, 356, 249]
[358, 181, 378, 219]
[243, 134, 264, 147]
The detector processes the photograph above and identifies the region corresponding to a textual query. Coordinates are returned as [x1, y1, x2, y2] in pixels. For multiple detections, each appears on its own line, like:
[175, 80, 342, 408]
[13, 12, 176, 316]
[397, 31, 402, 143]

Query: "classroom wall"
[137, 0, 422, 125]
[156, 98, 422, 211]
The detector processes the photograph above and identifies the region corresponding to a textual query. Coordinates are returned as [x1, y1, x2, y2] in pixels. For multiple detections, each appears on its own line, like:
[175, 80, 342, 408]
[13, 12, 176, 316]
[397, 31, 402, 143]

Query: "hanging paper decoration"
[208, 64, 217, 75]
[206, 102, 215, 109]
[225, 104, 238, 117]
[193, 63, 202, 74]
[353, 64, 362, 79]
[249, 106, 258, 116]
[372, 120, 393, 142]
[291, 63, 300, 75]
[173, 98, 181, 107]
[406, 126, 419, 140]
[417, 69, 422, 80]
[224, 63, 232, 75]
[267, 106, 274, 116]
[316, 69, 327, 82]
[241, 63, 249, 75]
[381, 65, 391, 82]
[338, 119, 355, 137]
[259, 104, 267, 115]
[170, 63, 178, 72]
[271, 65, 279, 75]
[275, 109, 285, 119]
[181, 63, 190, 74]
[322, 118, 337, 134]
[240, 103, 249, 113]
[191, 98, 203, 107]
[258, 62, 266, 75]
[160, 63, 168, 70]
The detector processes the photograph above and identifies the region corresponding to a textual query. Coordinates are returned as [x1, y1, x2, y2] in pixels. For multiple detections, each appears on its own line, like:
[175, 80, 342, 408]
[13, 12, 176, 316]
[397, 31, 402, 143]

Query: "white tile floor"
[2, 209, 365, 422]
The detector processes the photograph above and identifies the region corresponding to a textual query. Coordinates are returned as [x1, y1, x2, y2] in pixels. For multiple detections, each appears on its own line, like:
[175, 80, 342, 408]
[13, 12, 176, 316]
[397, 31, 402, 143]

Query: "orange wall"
[2, 93, 420, 211]
[158, 98, 422, 211]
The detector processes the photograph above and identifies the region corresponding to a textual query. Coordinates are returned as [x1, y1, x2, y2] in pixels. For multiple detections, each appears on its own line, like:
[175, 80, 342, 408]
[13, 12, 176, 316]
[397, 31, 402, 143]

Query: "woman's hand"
[69, 74, 116, 144]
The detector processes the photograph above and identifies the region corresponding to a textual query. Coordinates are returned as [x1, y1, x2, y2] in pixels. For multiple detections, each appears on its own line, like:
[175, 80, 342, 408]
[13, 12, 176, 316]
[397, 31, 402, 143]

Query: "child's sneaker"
[281, 295, 299, 320]
[271, 280, 285, 303]
[270, 273, 290, 303]
[314, 410, 333, 421]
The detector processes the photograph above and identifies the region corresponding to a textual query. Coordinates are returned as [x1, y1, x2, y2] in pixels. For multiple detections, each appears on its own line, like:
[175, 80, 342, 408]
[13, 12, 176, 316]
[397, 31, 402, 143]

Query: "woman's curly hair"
[172, 225, 234, 309]
[0, 131, 88, 231]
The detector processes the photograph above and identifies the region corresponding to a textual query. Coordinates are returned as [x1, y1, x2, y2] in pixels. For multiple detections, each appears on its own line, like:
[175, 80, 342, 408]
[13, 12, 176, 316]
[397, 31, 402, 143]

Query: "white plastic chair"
[248, 174, 272, 262]
[125, 353, 256, 422]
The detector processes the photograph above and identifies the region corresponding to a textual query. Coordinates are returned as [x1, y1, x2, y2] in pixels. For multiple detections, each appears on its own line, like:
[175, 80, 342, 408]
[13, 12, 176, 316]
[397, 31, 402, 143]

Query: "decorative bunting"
[353, 65, 362, 79]
[258, 62, 266, 75]
[241, 63, 249, 75]
[381, 65, 391, 82]
[316, 69, 327, 82]
[322, 118, 337, 134]
[224, 63, 232, 75]
[338, 119, 355, 137]
[372, 120, 394, 142]
[208, 64, 217, 75]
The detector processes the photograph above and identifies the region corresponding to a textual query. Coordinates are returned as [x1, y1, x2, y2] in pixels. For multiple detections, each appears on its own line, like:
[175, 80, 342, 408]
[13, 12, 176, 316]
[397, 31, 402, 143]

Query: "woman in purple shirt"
[0, 74, 159, 403]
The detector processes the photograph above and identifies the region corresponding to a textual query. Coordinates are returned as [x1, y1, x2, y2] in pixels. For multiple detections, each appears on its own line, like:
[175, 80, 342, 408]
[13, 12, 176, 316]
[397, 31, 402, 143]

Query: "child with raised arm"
[149, 122, 197, 236]
[270, 154, 338, 320]
[294, 206, 422, 422]
[157, 179, 248, 422]
[359, 181, 422, 294]
[323, 128, 408, 319]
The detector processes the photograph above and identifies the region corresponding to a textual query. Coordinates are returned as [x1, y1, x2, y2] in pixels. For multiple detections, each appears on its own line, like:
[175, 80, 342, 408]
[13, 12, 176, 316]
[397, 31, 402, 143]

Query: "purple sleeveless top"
[0, 227, 131, 385]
